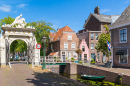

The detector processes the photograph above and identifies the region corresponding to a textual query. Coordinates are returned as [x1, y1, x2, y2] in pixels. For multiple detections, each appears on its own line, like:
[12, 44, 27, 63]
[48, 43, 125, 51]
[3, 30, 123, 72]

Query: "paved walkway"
[0, 61, 86, 86]
[83, 63, 130, 75]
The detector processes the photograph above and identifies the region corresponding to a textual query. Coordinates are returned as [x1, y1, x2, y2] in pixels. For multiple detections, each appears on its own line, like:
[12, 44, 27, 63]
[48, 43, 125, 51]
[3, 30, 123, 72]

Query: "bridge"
[40, 56, 77, 66]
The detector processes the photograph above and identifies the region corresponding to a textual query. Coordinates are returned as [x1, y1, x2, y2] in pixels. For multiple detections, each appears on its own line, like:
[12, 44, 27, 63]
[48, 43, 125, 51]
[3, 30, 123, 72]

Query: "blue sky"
[0, 0, 130, 33]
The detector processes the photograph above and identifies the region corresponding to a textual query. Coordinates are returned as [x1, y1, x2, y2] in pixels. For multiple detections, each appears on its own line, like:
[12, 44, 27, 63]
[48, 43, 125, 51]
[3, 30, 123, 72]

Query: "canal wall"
[60, 63, 130, 85]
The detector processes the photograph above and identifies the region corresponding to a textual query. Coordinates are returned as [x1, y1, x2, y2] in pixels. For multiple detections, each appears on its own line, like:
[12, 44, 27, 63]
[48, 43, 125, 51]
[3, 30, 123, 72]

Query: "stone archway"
[0, 14, 39, 65]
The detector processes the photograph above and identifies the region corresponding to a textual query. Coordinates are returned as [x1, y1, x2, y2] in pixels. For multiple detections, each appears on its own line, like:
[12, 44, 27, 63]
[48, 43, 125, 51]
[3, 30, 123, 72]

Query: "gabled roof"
[91, 13, 111, 23]
[83, 13, 111, 28]
[52, 26, 74, 41]
[110, 5, 130, 29]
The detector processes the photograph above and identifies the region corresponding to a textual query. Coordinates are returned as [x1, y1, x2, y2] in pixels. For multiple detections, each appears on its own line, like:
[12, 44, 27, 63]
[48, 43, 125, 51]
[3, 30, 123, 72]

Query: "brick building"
[77, 6, 119, 63]
[47, 25, 79, 61]
[110, 5, 130, 68]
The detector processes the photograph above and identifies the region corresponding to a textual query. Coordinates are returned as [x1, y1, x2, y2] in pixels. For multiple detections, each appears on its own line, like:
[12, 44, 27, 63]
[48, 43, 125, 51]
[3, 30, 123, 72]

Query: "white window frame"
[95, 33, 98, 40]
[71, 42, 75, 49]
[73, 51, 77, 59]
[64, 42, 68, 49]
[82, 46, 85, 52]
[91, 33, 94, 40]
[91, 43, 94, 50]
[68, 35, 72, 40]
[119, 49, 128, 64]
[119, 28, 127, 43]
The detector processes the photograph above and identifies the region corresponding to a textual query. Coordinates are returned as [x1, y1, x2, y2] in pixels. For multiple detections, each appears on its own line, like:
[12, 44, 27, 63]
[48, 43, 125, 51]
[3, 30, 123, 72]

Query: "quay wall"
[60, 63, 130, 85]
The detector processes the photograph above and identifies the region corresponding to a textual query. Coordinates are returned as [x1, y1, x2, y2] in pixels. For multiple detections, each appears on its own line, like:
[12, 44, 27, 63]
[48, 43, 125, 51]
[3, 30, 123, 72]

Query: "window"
[120, 55, 127, 63]
[91, 33, 94, 40]
[120, 29, 127, 43]
[95, 33, 98, 40]
[103, 26, 105, 29]
[64, 42, 68, 49]
[84, 54, 87, 60]
[68, 35, 72, 40]
[71, 43, 75, 49]
[91, 43, 94, 50]
[73, 52, 77, 58]
[82, 46, 85, 52]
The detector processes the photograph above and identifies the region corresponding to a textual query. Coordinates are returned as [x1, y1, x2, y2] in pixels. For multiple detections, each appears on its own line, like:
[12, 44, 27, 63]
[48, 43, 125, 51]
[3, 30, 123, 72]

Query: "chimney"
[94, 6, 100, 15]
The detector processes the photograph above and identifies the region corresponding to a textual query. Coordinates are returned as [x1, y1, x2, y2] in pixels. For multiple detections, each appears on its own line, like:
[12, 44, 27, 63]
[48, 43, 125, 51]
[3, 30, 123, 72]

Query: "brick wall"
[61, 63, 130, 85]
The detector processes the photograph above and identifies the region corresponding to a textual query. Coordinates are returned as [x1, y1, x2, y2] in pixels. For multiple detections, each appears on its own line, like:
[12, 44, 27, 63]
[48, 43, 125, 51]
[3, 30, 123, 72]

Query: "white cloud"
[0, 4, 11, 12]
[100, 9, 110, 14]
[14, 11, 17, 13]
[17, 4, 27, 8]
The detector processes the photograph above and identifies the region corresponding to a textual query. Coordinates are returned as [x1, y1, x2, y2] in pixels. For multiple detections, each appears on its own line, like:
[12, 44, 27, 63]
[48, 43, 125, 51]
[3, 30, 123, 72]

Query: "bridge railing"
[40, 56, 77, 63]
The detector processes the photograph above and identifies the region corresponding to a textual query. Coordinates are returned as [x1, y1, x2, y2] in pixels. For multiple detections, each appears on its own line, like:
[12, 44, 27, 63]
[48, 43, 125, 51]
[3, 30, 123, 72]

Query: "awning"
[115, 50, 126, 55]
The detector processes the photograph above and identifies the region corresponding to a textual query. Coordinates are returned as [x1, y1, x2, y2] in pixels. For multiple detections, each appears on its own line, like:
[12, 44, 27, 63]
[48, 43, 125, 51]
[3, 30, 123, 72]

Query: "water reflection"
[60, 73, 127, 86]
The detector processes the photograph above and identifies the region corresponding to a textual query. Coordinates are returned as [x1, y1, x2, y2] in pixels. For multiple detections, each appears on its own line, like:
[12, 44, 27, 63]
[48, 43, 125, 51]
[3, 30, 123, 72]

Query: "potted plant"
[54, 57, 57, 62]
[71, 57, 75, 62]
[75, 49, 83, 63]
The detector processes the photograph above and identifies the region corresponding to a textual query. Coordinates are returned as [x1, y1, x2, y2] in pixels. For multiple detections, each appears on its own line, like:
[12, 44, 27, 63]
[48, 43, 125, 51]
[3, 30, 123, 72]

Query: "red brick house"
[47, 26, 79, 61]
[109, 5, 130, 68]
[77, 6, 119, 63]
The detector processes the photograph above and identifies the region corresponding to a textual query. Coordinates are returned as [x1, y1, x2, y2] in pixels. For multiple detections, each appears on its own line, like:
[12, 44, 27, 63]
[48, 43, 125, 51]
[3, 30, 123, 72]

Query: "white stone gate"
[0, 14, 39, 65]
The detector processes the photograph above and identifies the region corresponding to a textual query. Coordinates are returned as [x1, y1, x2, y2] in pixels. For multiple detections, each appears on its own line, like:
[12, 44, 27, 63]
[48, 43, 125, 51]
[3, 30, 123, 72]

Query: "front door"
[103, 54, 106, 63]
[91, 53, 95, 61]
[62, 55, 65, 62]
[84, 54, 87, 63]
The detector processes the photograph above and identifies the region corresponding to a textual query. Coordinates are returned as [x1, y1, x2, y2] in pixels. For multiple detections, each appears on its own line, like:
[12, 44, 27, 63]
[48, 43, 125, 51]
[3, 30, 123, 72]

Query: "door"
[62, 55, 65, 62]
[84, 54, 87, 63]
[103, 54, 106, 63]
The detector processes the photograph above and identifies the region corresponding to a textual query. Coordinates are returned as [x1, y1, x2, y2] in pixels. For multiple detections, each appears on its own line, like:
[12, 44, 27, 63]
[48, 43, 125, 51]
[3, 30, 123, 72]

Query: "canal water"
[47, 65, 127, 86]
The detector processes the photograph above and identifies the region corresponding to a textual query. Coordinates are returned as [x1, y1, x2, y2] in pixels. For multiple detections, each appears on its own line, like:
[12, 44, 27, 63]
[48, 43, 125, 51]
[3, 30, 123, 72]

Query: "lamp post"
[42, 36, 47, 70]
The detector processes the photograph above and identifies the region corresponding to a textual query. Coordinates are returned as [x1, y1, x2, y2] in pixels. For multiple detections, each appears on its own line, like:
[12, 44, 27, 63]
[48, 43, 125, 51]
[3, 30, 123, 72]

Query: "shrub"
[71, 57, 75, 62]
[54, 57, 56, 59]
[91, 59, 96, 64]
[79, 60, 82, 64]
[10, 58, 13, 61]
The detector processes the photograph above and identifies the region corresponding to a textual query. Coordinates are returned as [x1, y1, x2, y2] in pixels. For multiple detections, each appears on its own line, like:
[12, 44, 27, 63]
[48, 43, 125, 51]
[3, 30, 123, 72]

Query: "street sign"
[36, 43, 41, 49]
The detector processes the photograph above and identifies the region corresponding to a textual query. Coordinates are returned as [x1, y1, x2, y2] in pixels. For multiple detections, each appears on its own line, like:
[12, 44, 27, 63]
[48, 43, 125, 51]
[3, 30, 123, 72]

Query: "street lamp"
[42, 35, 47, 70]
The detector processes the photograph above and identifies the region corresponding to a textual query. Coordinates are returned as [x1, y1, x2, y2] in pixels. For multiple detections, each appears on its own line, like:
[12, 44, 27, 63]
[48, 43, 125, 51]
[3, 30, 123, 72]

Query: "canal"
[47, 65, 128, 86]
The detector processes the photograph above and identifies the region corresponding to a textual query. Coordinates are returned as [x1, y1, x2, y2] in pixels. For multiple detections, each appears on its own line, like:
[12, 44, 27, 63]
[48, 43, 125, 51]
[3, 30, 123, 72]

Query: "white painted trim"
[112, 48, 113, 66]
[64, 42, 68, 50]
[68, 35, 72, 40]
[119, 28, 127, 43]
[63, 31, 76, 34]
[119, 49, 128, 64]
[71, 42, 76, 49]
[110, 22, 130, 30]
[87, 31, 102, 32]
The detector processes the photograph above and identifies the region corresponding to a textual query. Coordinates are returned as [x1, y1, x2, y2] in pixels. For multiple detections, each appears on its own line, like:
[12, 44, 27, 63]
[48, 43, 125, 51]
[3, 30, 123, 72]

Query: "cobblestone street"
[0, 61, 86, 86]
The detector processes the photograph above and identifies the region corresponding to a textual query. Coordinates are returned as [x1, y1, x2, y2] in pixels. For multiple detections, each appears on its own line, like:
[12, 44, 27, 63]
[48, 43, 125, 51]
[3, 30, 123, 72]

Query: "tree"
[0, 15, 15, 32]
[95, 24, 111, 60]
[75, 49, 83, 61]
[26, 20, 56, 56]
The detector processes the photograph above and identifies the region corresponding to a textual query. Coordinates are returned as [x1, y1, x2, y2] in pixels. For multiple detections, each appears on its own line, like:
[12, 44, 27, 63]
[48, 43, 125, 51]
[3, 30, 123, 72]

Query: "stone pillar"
[59, 63, 77, 74]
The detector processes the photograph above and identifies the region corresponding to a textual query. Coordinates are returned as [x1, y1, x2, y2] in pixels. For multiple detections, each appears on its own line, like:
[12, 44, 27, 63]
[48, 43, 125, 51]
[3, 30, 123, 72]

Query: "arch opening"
[10, 39, 28, 62]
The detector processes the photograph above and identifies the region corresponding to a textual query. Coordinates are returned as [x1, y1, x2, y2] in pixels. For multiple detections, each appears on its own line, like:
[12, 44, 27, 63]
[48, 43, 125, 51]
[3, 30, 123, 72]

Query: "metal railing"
[40, 56, 78, 63]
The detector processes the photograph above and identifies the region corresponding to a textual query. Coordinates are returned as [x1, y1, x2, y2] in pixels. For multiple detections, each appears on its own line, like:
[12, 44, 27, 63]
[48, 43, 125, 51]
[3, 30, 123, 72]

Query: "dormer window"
[68, 35, 72, 40]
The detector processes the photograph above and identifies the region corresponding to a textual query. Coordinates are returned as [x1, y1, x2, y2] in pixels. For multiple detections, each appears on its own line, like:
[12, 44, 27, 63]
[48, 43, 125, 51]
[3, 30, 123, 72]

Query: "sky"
[0, 0, 130, 33]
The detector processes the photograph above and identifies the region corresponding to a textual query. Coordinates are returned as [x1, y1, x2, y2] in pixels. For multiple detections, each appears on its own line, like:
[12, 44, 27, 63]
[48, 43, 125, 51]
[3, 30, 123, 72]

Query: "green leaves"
[0, 15, 15, 31]
[95, 24, 111, 58]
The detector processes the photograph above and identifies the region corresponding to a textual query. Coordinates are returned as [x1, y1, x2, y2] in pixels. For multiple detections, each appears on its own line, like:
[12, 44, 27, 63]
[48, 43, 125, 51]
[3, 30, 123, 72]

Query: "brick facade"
[110, 25, 130, 67]
[47, 26, 79, 60]
[77, 14, 111, 63]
